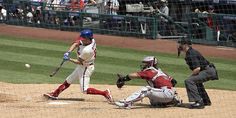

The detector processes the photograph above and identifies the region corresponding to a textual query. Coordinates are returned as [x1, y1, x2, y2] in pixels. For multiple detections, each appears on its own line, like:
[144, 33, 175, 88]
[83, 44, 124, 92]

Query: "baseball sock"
[52, 81, 70, 97]
[86, 87, 106, 96]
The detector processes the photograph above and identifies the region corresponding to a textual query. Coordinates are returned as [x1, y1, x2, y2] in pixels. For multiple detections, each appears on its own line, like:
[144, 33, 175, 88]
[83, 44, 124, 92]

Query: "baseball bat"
[49, 60, 65, 77]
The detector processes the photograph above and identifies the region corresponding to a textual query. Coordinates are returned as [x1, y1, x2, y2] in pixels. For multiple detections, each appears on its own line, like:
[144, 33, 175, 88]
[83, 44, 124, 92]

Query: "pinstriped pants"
[66, 64, 94, 92]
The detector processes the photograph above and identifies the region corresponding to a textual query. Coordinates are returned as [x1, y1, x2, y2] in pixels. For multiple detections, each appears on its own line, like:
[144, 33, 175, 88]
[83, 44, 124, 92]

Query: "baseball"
[25, 64, 31, 68]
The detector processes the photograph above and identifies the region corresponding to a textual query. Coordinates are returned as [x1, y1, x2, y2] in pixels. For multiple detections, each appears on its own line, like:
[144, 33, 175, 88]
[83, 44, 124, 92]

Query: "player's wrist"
[124, 75, 131, 81]
[64, 51, 71, 56]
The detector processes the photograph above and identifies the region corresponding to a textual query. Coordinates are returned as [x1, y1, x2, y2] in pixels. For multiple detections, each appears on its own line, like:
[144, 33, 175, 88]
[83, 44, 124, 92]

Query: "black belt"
[201, 63, 215, 71]
[197, 63, 219, 80]
[208, 63, 219, 80]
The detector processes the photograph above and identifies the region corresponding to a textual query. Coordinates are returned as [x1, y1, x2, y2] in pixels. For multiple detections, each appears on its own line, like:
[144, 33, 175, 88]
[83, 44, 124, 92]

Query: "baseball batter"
[44, 29, 113, 102]
[115, 56, 182, 109]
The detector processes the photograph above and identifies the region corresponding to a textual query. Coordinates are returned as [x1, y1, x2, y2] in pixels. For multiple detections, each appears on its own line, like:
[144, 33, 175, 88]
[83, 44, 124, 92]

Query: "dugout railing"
[188, 12, 236, 47]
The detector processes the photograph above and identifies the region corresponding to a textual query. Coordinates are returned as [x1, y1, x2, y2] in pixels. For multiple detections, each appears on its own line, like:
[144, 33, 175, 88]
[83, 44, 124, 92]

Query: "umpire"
[177, 38, 219, 109]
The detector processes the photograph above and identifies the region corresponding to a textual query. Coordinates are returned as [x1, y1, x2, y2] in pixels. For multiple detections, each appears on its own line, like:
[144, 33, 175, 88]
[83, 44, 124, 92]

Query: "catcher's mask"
[177, 37, 192, 57]
[140, 56, 158, 70]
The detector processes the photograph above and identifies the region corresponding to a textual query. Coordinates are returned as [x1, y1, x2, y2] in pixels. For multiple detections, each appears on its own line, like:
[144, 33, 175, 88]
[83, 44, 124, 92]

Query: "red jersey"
[207, 16, 219, 31]
[70, 1, 79, 11]
[137, 67, 173, 89]
[79, 0, 85, 10]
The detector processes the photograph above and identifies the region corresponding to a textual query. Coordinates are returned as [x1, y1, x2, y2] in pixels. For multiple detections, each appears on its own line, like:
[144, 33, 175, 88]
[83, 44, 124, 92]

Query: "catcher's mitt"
[116, 74, 125, 88]
[171, 78, 177, 87]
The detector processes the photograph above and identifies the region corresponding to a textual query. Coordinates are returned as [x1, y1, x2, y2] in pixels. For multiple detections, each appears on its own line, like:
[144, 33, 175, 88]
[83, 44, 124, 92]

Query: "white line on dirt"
[216, 46, 235, 51]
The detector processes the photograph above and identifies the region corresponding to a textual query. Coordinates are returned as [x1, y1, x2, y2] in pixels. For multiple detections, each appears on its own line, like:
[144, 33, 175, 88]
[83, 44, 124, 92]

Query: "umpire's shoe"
[203, 99, 211, 106]
[189, 100, 205, 109]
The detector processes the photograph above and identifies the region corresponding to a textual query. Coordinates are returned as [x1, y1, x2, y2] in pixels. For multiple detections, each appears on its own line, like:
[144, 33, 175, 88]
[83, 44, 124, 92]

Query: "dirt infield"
[0, 82, 236, 118]
[0, 24, 236, 118]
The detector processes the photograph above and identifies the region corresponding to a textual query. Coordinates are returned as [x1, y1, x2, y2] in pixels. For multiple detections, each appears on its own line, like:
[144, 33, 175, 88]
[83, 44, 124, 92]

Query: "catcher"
[115, 56, 182, 109]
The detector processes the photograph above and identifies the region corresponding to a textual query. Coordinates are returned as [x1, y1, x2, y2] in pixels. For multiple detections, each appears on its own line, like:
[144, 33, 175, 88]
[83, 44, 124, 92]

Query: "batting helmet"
[80, 29, 93, 39]
[140, 56, 158, 70]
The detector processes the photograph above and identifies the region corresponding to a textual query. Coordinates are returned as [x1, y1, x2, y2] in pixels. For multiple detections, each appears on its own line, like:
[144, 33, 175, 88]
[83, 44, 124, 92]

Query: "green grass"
[0, 35, 236, 90]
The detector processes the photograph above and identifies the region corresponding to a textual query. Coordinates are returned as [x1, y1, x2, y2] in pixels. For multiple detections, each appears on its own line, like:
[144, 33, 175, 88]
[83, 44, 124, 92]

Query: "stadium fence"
[0, 0, 235, 47]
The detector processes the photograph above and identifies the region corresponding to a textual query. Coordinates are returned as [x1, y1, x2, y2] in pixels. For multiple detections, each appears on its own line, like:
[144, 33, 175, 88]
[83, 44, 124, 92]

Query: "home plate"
[48, 101, 71, 105]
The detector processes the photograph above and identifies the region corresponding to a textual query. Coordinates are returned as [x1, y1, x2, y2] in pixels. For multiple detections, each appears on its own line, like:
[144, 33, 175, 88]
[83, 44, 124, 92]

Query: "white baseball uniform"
[66, 39, 96, 93]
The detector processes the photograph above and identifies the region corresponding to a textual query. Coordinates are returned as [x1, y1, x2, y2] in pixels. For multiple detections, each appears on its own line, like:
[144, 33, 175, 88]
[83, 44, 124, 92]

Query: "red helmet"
[140, 56, 158, 70]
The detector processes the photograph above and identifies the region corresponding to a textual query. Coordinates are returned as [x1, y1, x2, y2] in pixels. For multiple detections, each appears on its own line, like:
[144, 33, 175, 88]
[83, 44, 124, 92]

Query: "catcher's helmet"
[140, 56, 158, 70]
[80, 29, 93, 39]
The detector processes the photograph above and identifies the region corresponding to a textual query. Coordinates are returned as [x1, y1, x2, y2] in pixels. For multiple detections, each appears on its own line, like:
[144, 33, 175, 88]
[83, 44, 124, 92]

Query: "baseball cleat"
[43, 93, 58, 100]
[189, 101, 205, 109]
[104, 89, 113, 103]
[118, 99, 126, 103]
[172, 95, 183, 106]
[115, 101, 132, 109]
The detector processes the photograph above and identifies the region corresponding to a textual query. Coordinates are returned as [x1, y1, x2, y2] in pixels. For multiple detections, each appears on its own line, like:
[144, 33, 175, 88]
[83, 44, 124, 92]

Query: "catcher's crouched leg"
[125, 86, 150, 102]
[115, 86, 151, 109]
[150, 92, 183, 107]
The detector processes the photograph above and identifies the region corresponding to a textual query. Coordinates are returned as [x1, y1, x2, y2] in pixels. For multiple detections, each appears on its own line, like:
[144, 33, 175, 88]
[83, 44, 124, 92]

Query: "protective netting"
[0, 0, 236, 116]
[0, 0, 236, 46]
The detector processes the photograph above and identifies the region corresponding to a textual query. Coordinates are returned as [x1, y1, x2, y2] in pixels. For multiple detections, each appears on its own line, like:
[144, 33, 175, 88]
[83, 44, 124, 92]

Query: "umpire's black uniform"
[178, 39, 219, 109]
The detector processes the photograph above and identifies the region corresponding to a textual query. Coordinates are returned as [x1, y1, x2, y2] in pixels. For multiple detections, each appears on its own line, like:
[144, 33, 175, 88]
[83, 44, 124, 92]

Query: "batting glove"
[63, 52, 70, 61]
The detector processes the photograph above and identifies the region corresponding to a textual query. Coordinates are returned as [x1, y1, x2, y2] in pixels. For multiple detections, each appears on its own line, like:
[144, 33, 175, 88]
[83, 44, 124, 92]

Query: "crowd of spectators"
[1, 0, 164, 26]
[0, 3, 7, 20]
[0, 0, 235, 42]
